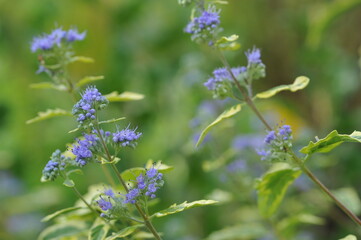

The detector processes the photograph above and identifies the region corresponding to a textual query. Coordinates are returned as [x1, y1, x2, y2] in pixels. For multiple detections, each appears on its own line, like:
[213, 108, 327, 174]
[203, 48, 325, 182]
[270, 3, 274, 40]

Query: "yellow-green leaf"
[89, 218, 109, 240]
[29, 82, 67, 91]
[98, 117, 126, 125]
[145, 160, 174, 173]
[105, 225, 143, 240]
[216, 35, 241, 51]
[256, 163, 301, 218]
[151, 200, 218, 218]
[41, 207, 83, 222]
[105, 91, 144, 102]
[299, 130, 361, 155]
[26, 109, 72, 124]
[255, 76, 310, 99]
[76, 76, 104, 88]
[70, 56, 95, 63]
[38, 221, 88, 240]
[196, 104, 242, 147]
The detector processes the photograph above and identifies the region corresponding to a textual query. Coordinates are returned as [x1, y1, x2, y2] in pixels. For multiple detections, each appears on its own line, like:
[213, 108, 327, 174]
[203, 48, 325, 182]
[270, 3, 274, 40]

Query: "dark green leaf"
[299, 130, 361, 155]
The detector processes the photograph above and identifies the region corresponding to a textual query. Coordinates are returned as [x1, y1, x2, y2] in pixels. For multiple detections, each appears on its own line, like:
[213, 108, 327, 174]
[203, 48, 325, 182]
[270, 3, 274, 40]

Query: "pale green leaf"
[63, 178, 75, 188]
[98, 117, 126, 125]
[100, 156, 121, 165]
[256, 163, 301, 218]
[196, 104, 242, 147]
[300, 130, 361, 155]
[105, 225, 143, 240]
[89, 219, 109, 240]
[26, 109, 72, 124]
[151, 200, 218, 218]
[255, 76, 310, 99]
[105, 91, 144, 102]
[216, 35, 239, 44]
[339, 234, 357, 240]
[76, 76, 104, 88]
[333, 188, 361, 215]
[132, 232, 155, 239]
[216, 35, 241, 51]
[29, 82, 67, 91]
[70, 56, 95, 63]
[38, 221, 88, 240]
[206, 223, 267, 240]
[66, 169, 83, 177]
[41, 207, 83, 222]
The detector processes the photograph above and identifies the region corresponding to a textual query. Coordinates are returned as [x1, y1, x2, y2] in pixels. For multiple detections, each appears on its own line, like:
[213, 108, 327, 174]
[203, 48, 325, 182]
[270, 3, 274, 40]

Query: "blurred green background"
[1, 0, 361, 239]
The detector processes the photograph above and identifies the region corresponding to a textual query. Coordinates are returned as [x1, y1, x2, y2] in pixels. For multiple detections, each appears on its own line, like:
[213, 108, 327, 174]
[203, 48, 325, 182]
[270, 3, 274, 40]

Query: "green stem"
[216, 48, 361, 227]
[94, 126, 163, 240]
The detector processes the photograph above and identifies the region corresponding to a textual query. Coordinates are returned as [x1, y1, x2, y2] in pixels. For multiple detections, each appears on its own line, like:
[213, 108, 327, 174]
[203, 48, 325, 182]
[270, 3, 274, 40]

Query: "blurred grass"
[0, 0, 361, 239]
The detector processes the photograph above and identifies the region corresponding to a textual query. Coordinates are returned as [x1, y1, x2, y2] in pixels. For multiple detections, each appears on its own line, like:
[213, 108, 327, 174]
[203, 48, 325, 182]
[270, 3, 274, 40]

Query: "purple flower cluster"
[204, 67, 246, 91]
[185, 8, 220, 34]
[97, 197, 113, 211]
[124, 167, 164, 204]
[72, 86, 109, 126]
[71, 134, 99, 167]
[257, 125, 293, 162]
[112, 127, 142, 148]
[31, 27, 86, 52]
[41, 150, 67, 181]
[245, 47, 263, 65]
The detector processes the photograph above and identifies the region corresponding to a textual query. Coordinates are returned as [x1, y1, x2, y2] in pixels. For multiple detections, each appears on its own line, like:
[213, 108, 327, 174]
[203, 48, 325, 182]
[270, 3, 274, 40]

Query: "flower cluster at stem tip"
[125, 167, 164, 204]
[31, 27, 86, 52]
[184, 6, 221, 44]
[257, 125, 293, 162]
[113, 126, 142, 148]
[72, 86, 109, 127]
[41, 149, 69, 181]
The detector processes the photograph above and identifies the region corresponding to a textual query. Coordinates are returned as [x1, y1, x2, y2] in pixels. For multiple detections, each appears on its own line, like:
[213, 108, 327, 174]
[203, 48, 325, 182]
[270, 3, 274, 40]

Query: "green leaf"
[70, 56, 95, 63]
[89, 219, 110, 240]
[333, 188, 361, 215]
[38, 221, 88, 240]
[66, 169, 83, 177]
[63, 178, 75, 188]
[98, 117, 126, 125]
[151, 200, 218, 218]
[105, 225, 143, 240]
[121, 168, 146, 182]
[339, 235, 357, 240]
[299, 130, 361, 155]
[29, 82, 67, 91]
[145, 160, 174, 173]
[41, 207, 83, 222]
[196, 104, 242, 147]
[104, 91, 144, 102]
[76, 76, 104, 88]
[26, 109, 72, 124]
[202, 149, 236, 172]
[278, 213, 324, 237]
[216, 35, 241, 51]
[206, 223, 267, 240]
[256, 163, 301, 218]
[100, 156, 121, 165]
[255, 76, 310, 99]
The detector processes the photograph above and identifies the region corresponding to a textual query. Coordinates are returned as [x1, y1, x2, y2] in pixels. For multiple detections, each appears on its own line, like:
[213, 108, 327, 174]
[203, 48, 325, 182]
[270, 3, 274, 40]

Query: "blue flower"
[124, 188, 140, 204]
[279, 125, 292, 140]
[204, 67, 246, 92]
[72, 86, 109, 126]
[31, 36, 54, 52]
[104, 188, 115, 198]
[97, 197, 113, 211]
[245, 47, 262, 65]
[112, 127, 142, 147]
[264, 130, 276, 144]
[66, 29, 86, 42]
[41, 150, 68, 181]
[71, 134, 99, 167]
